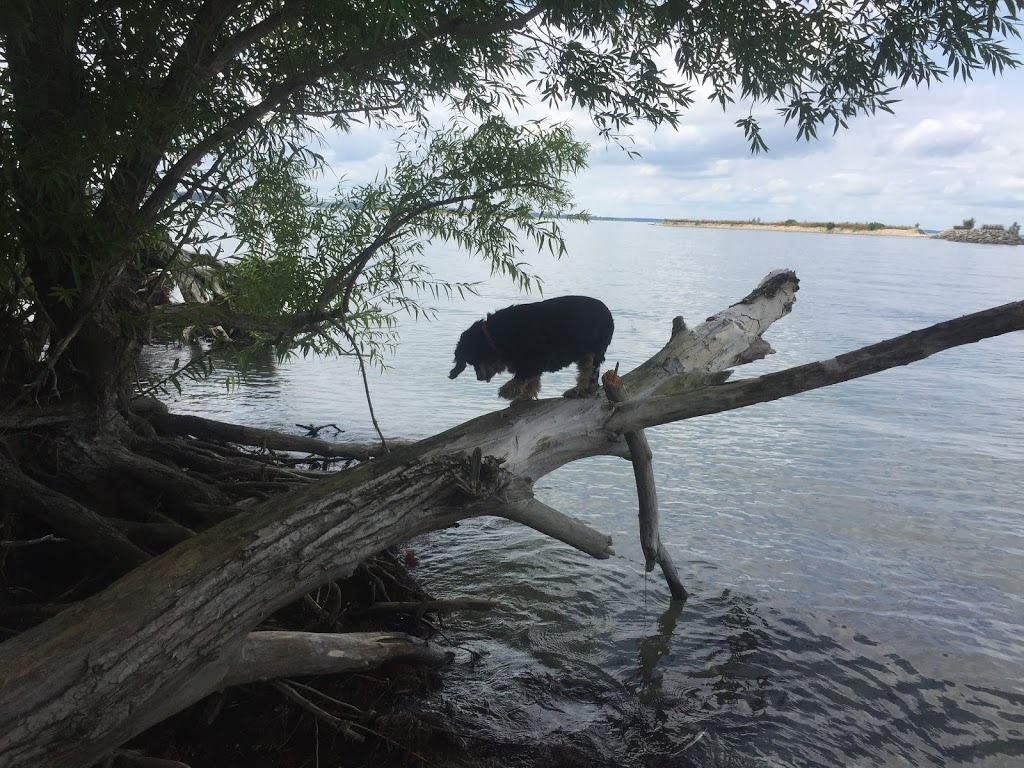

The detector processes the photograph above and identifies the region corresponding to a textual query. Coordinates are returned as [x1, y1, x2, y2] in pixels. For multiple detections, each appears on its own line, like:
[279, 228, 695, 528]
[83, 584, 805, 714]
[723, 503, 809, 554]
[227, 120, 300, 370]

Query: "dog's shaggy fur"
[449, 295, 614, 401]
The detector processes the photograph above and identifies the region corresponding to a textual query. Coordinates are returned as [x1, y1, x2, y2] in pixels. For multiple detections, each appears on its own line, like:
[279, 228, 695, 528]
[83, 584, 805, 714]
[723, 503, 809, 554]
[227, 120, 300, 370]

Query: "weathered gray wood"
[608, 297, 1024, 433]
[3, 274, 1023, 768]
[621, 269, 797, 398]
[221, 631, 447, 687]
[499, 498, 615, 559]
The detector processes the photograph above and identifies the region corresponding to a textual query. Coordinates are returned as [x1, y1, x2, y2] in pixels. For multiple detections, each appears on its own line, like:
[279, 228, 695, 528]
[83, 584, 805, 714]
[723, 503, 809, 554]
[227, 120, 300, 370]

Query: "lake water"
[144, 221, 1024, 767]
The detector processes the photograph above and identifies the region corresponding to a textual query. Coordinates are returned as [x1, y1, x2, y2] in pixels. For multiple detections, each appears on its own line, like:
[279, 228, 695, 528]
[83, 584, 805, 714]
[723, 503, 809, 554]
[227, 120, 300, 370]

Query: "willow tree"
[1, 2, 1022, 766]
[3, 1, 1020, 414]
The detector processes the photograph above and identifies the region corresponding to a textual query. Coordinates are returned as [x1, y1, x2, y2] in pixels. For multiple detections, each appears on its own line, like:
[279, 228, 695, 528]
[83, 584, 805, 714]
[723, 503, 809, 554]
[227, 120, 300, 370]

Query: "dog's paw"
[500, 377, 540, 401]
[563, 385, 598, 399]
[497, 379, 522, 400]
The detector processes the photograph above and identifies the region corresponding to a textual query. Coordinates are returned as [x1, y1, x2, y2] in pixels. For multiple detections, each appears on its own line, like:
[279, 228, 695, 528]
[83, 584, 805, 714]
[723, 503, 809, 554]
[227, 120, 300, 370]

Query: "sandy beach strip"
[659, 220, 927, 238]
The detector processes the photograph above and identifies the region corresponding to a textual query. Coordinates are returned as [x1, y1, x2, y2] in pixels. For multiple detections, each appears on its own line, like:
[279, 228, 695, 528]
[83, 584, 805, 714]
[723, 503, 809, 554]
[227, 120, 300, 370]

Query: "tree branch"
[139, 6, 548, 222]
[611, 298, 1024, 434]
[153, 183, 554, 339]
[269, 680, 363, 741]
[205, 7, 301, 77]
[602, 368, 687, 599]
[332, 182, 549, 319]
[97, 0, 244, 220]
[0, 454, 150, 572]
[495, 498, 615, 559]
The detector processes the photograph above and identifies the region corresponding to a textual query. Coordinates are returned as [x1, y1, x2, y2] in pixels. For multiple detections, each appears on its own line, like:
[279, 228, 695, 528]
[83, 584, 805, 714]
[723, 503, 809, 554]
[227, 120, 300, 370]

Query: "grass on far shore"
[662, 218, 919, 232]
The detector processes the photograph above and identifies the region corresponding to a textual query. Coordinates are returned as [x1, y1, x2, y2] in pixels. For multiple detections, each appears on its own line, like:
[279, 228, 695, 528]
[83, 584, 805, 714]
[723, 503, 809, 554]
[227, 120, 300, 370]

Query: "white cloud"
[570, 66, 1024, 229]
[890, 117, 987, 156]
[308, 60, 1024, 231]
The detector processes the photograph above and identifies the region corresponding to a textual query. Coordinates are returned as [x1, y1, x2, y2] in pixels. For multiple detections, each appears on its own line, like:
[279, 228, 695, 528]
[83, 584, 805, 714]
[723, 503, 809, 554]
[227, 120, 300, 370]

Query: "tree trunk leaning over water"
[3, 271, 1024, 768]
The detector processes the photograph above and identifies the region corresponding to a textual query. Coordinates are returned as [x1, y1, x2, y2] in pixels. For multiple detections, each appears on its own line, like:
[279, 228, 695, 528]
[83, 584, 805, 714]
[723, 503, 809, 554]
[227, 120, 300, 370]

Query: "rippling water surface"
[144, 222, 1024, 766]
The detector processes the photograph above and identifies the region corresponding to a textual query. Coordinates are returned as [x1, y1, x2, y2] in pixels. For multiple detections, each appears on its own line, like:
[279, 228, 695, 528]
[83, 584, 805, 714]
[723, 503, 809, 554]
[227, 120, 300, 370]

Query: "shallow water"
[144, 222, 1024, 766]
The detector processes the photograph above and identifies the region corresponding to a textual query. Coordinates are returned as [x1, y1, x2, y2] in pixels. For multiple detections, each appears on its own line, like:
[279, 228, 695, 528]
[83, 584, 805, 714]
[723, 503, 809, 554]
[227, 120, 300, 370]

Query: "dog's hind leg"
[563, 354, 600, 398]
[498, 376, 541, 401]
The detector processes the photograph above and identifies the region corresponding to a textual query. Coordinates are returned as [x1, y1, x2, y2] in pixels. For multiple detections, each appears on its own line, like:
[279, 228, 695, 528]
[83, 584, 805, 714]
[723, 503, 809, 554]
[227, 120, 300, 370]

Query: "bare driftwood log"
[221, 631, 447, 687]
[2, 272, 1023, 768]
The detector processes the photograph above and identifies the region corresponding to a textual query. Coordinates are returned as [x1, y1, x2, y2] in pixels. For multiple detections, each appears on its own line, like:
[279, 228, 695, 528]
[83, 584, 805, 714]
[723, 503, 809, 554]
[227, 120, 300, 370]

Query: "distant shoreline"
[659, 219, 927, 238]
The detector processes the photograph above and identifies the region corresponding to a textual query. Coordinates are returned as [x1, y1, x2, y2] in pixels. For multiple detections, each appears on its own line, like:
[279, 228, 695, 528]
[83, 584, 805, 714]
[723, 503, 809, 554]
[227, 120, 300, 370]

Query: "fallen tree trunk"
[1, 271, 1022, 768]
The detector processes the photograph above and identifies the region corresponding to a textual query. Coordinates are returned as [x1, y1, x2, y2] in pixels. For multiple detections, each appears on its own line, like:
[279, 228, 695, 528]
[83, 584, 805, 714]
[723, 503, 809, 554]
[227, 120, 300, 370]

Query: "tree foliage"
[0, 0, 1019, 407]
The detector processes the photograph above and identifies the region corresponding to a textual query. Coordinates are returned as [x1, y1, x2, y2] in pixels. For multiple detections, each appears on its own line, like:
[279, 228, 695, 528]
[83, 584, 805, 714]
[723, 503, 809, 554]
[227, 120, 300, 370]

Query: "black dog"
[449, 296, 614, 401]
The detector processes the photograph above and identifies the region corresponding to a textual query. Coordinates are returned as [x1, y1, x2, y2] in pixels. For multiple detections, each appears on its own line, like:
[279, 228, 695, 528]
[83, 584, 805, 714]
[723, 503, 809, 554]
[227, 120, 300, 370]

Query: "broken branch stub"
[621, 269, 798, 399]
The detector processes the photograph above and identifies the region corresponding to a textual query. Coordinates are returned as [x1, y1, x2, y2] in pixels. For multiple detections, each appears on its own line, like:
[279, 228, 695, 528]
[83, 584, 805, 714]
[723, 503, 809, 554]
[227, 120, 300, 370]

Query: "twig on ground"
[0, 534, 69, 547]
[285, 680, 372, 719]
[270, 680, 364, 742]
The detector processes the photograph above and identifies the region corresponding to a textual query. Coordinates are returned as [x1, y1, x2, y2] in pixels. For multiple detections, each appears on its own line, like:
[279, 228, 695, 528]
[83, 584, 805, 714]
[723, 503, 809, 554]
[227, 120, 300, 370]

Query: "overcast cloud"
[318, 62, 1024, 233]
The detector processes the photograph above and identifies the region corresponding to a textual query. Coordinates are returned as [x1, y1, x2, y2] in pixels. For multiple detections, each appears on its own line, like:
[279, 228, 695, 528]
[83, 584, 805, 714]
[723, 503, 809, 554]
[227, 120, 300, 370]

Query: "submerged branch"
[496, 498, 615, 559]
[602, 367, 687, 600]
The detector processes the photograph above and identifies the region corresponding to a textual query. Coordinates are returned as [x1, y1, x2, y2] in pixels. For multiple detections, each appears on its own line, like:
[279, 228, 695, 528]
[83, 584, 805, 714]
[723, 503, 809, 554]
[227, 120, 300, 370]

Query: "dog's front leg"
[498, 376, 541, 401]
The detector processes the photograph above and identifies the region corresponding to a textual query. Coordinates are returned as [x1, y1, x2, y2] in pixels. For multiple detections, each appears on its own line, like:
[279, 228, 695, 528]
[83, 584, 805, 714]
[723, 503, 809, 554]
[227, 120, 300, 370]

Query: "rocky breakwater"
[934, 225, 1023, 246]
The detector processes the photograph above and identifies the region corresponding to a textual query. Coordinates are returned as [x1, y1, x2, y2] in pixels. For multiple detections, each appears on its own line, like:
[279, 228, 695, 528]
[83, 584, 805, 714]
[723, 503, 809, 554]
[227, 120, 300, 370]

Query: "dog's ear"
[449, 360, 467, 379]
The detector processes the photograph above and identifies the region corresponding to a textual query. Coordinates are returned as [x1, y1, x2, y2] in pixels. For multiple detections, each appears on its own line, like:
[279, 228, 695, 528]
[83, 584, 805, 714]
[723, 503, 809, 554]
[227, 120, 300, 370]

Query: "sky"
[317, 58, 1024, 233]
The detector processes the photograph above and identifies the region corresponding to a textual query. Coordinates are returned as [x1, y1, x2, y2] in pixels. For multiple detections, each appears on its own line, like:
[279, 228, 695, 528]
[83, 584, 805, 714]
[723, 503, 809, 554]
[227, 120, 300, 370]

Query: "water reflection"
[414, 517, 1024, 767]
[635, 600, 684, 704]
[137, 341, 282, 393]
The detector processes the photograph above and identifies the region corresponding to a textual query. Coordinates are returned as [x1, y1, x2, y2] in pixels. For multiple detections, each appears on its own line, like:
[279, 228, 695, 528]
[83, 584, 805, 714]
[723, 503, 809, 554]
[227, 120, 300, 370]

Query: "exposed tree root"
[269, 680, 364, 742]
[0, 419, 470, 768]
